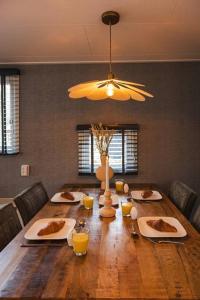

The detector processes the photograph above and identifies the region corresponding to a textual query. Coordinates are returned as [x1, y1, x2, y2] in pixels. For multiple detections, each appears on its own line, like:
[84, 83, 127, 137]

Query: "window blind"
[0, 69, 20, 154]
[77, 124, 139, 175]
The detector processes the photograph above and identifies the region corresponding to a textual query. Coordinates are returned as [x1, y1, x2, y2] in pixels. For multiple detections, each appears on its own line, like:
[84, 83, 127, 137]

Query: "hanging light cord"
[109, 21, 112, 74]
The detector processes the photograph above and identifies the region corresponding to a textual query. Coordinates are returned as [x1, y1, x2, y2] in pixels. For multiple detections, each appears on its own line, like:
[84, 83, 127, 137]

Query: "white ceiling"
[0, 0, 200, 64]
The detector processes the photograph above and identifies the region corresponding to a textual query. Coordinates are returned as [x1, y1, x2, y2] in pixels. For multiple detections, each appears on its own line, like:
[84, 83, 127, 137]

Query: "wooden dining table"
[0, 184, 199, 300]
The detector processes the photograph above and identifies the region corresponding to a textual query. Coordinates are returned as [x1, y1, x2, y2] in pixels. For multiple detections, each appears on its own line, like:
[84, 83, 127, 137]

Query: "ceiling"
[0, 0, 200, 64]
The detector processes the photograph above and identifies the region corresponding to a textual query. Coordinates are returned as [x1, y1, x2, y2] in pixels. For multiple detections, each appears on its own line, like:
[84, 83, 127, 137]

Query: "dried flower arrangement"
[91, 123, 115, 156]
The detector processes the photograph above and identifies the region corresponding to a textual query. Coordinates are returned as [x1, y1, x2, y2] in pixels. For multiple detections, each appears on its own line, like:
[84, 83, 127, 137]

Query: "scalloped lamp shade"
[68, 78, 154, 101]
[68, 11, 154, 102]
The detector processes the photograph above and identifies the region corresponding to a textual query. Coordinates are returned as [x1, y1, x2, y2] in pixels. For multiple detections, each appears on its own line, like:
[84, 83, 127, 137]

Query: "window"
[0, 69, 20, 155]
[77, 124, 139, 175]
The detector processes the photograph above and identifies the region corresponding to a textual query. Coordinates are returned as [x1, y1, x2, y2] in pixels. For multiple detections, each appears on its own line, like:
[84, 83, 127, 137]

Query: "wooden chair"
[14, 182, 49, 225]
[169, 181, 197, 218]
[0, 203, 22, 251]
[189, 199, 200, 232]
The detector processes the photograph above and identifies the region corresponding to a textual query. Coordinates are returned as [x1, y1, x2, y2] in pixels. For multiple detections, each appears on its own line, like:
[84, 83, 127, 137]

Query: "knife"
[20, 243, 67, 247]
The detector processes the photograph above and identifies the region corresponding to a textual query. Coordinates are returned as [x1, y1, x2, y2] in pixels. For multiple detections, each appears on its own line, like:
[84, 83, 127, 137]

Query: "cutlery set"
[131, 198, 159, 204]
[20, 243, 67, 248]
[130, 223, 185, 244]
[131, 223, 139, 238]
[127, 197, 154, 204]
[145, 237, 184, 245]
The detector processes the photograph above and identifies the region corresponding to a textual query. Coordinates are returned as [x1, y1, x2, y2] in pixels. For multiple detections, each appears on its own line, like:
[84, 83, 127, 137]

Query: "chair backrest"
[0, 203, 22, 251]
[14, 182, 49, 225]
[189, 199, 200, 232]
[169, 181, 197, 218]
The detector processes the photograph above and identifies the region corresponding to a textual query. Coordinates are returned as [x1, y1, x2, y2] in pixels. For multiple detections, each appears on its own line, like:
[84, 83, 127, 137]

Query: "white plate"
[51, 192, 86, 203]
[99, 194, 119, 206]
[137, 216, 187, 238]
[24, 218, 76, 240]
[131, 190, 162, 201]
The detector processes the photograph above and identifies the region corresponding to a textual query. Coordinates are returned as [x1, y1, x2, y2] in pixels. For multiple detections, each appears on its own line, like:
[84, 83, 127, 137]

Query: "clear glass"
[121, 202, 133, 217]
[115, 179, 125, 193]
[83, 196, 94, 209]
[72, 228, 89, 256]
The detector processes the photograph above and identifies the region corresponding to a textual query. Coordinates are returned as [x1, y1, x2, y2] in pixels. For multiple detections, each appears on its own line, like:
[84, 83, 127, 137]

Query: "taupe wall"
[0, 62, 200, 197]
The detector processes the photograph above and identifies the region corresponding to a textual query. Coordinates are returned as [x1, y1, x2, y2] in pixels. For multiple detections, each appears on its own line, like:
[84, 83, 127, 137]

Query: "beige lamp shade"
[68, 78, 154, 101]
[68, 11, 154, 102]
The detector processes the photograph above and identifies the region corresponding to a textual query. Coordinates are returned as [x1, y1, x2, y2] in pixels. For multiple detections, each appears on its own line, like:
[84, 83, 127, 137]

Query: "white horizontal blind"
[78, 129, 92, 174]
[0, 70, 20, 154]
[77, 125, 138, 175]
[124, 129, 138, 173]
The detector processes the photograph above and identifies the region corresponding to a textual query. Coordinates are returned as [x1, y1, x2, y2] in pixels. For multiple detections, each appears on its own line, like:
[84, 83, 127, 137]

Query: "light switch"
[21, 165, 30, 176]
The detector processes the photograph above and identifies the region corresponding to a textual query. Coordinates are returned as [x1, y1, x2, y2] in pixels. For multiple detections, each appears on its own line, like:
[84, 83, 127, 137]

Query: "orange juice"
[115, 180, 124, 193]
[83, 196, 94, 209]
[72, 232, 89, 256]
[122, 202, 133, 216]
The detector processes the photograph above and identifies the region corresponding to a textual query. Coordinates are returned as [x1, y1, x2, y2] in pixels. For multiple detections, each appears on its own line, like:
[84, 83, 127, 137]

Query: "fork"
[146, 237, 184, 245]
[127, 197, 151, 204]
[131, 223, 139, 238]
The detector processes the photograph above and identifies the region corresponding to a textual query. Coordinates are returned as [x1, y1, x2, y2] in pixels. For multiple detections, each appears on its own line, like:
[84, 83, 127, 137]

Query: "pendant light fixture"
[68, 11, 154, 101]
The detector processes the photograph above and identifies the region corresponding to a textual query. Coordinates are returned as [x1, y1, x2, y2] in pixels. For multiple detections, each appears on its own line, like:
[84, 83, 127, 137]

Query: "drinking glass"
[115, 179, 124, 193]
[72, 228, 89, 256]
[83, 196, 94, 209]
[121, 202, 133, 217]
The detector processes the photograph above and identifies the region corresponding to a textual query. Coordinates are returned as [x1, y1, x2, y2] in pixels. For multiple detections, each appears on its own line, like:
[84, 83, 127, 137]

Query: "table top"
[0, 185, 199, 300]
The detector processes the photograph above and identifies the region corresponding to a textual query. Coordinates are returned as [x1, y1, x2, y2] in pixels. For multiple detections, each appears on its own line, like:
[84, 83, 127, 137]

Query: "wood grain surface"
[0, 184, 199, 300]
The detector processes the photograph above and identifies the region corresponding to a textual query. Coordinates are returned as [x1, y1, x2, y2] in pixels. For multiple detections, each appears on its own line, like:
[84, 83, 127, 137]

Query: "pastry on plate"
[141, 190, 153, 199]
[146, 219, 177, 232]
[37, 220, 65, 236]
[60, 191, 75, 200]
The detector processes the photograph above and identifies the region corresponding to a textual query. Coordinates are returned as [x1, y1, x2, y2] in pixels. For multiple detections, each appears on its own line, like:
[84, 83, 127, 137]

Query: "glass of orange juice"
[72, 228, 89, 256]
[115, 179, 124, 193]
[83, 196, 94, 209]
[121, 202, 133, 217]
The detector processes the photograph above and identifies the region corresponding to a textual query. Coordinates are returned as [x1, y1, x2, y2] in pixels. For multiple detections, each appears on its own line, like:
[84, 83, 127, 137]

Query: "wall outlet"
[21, 165, 30, 176]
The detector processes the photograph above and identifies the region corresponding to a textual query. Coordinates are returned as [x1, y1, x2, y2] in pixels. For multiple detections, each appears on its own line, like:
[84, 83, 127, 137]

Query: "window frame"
[77, 124, 139, 176]
[0, 68, 20, 155]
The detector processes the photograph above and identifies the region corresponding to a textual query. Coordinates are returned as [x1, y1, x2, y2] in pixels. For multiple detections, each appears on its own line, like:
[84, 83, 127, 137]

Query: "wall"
[0, 62, 200, 197]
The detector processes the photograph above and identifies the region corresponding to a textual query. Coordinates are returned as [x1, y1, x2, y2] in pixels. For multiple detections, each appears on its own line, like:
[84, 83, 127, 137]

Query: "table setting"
[20, 166, 188, 252]
[1, 180, 199, 300]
